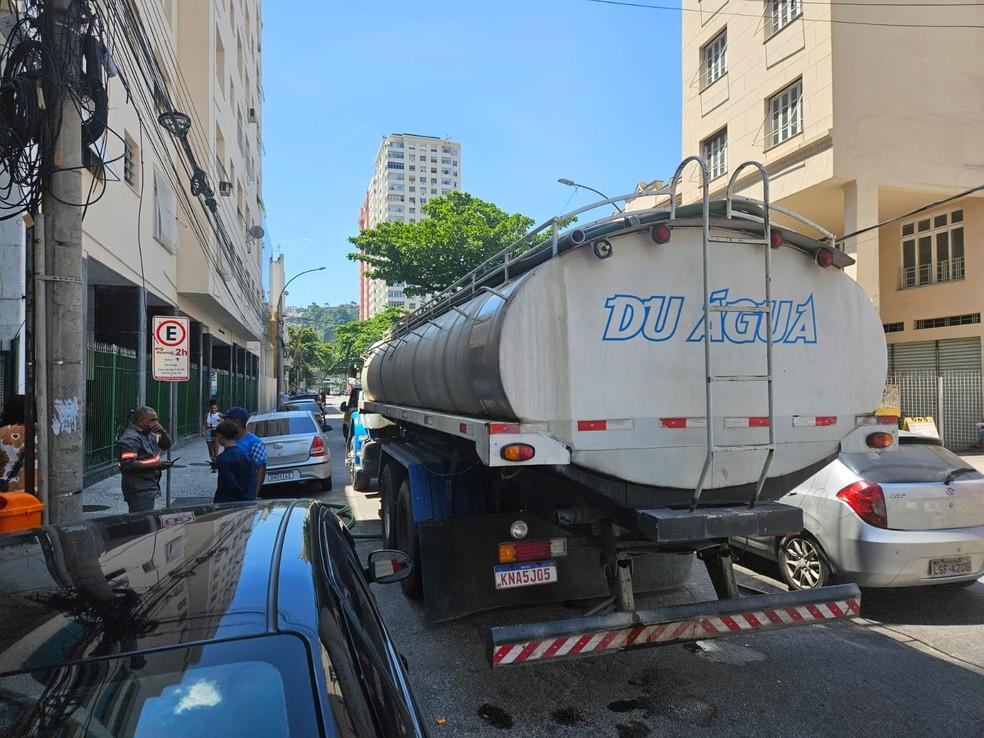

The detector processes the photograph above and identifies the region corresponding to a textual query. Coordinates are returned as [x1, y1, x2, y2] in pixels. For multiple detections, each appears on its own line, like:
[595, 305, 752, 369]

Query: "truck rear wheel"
[395, 479, 423, 600]
[352, 469, 370, 492]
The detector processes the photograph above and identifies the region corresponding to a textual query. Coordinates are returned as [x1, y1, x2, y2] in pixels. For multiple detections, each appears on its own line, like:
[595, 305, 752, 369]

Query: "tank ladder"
[668, 158, 776, 510]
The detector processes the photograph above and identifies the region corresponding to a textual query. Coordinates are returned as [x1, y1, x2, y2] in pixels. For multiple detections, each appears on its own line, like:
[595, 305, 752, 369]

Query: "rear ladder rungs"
[712, 443, 775, 452]
[708, 237, 768, 246]
[709, 374, 771, 382]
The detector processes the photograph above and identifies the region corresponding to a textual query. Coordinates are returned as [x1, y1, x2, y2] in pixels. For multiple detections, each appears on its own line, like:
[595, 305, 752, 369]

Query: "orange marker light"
[500, 444, 535, 462]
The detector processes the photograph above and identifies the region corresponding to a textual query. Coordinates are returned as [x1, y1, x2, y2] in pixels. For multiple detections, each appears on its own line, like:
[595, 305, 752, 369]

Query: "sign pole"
[166, 381, 175, 508]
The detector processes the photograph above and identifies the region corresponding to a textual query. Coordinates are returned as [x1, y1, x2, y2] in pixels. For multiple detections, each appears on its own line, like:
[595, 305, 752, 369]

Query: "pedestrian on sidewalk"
[204, 400, 222, 469]
[224, 407, 266, 499]
[117, 406, 173, 513]
[212, 420, 253, 502]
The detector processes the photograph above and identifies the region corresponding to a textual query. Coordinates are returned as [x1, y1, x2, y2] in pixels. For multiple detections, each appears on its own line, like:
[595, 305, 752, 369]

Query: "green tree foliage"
[347, 191, 535, 298]
[286, 325, 325, 390]
[326, 308, 404, 373]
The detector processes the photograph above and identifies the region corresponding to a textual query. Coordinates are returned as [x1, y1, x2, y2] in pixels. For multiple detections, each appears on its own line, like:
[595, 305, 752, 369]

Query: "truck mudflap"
[489, 583, 860, 667]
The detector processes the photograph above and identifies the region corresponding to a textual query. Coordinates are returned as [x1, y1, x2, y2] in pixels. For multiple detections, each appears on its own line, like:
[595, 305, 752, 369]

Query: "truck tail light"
[816, 248, 834, 267]
[650, 224, 671, 244]
[501, 443, 535, 462]
[499, 538, 567, 563]
[309, 435, 326, 457]
[770, 230, 784, 248]
[836, 480, 887, 528]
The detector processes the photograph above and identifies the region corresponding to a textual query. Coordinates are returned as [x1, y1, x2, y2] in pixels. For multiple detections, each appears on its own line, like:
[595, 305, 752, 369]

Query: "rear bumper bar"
[489, 583, 860, 667]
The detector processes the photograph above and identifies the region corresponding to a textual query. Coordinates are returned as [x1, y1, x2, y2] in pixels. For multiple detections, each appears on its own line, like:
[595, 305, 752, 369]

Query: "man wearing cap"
[117, 406, 174, 513]
[225, 407, 266, 499]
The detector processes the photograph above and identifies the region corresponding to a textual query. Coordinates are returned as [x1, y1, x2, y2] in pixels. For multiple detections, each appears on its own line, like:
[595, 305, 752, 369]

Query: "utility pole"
[38, 0, 85, 524]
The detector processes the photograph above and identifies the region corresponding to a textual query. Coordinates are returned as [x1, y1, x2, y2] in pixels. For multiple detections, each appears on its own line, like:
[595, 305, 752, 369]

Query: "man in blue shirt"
[225, 406, 266, 498]
[212, 421, 253, 502]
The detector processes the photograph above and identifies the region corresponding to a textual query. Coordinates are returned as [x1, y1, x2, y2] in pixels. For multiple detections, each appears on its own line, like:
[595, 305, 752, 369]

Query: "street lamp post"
[557, 178, 625, 213]
[274, 266, 326, 401]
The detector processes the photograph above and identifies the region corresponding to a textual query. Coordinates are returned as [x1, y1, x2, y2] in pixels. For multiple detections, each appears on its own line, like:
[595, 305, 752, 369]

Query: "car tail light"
[770, 229, 784, 248]
[816, 248, 834, 267]
[499, 538, 567, 563]
[500, 443, 535, 462]
[836, 480, 887, 528]
[650, 224, 671, 244]
[866, 431, 894, 449]
[309, 435, 326, 457]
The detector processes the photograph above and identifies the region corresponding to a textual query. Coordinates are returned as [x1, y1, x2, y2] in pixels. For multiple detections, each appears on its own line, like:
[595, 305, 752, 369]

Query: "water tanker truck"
[350, 160, 894, 667]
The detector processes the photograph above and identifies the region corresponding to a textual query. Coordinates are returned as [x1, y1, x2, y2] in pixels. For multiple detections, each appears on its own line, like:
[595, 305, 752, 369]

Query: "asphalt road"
[312, 404, 984, 738]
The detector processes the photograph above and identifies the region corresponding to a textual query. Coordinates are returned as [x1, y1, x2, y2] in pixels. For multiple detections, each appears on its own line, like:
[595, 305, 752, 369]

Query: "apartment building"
[357, 133, 462, 318]
[678, 0, 984, 444]
[43, 0, 266, 475]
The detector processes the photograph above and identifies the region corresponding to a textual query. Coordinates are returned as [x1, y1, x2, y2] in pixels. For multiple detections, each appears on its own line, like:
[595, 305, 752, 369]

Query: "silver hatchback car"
[733, 434, 984, 590]
[246, 410, 332, 493]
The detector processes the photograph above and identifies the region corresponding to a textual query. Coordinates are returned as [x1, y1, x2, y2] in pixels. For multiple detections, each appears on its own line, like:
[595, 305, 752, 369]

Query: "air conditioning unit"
[219, 181, 233, 196]
[247, 108, 257, 123]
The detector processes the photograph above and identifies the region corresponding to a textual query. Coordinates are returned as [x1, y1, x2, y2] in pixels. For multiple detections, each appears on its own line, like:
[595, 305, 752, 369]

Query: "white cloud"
[173, 679, 223, 714]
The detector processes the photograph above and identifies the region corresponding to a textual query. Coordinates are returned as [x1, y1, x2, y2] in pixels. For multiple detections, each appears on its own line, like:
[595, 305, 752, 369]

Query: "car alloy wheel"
[778, 535, 830, 590]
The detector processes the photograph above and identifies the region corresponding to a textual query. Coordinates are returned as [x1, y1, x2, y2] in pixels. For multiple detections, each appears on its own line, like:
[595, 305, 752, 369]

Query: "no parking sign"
[152, 316, 190, 381]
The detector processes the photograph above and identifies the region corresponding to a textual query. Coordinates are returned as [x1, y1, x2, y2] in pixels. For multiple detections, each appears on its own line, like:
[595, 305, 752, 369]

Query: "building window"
[123, 134, 138, 187]
[702, 128, 727, 179]
[409, 186, 416, 193]
[883, 322, 904, 334]
[768, 0, 802, 37]
[431, 188, 437, 195]
[767, 79, 802, 148]
[899, 209, 965, 289]
[153, 168, 178, 252]
[388, 150, 404, 159]
[441, 157, 453, 165]
[914, 313, 980, 330]
[387, 161, 404, 170]
[702, 31, 726, 88]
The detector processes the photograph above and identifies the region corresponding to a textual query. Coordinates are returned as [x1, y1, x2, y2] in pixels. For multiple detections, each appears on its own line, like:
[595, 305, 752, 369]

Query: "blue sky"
[262, 0, 682, 309]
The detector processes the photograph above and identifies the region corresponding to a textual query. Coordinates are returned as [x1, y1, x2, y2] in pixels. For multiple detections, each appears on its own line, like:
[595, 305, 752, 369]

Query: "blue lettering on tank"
[602, 290, 817, 344]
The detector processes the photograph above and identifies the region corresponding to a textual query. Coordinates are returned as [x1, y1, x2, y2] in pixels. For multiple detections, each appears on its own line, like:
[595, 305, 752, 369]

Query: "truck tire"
[395, 479, 423, 600]
[352, 469, 370, 492]
[379, 464, 401, 548]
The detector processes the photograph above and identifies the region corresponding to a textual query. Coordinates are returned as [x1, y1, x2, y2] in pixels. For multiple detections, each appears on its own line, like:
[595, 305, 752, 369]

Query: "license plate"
[494, 561, 558, 590]
[929, 556, 973, 577]
[268, 470, 301, 483]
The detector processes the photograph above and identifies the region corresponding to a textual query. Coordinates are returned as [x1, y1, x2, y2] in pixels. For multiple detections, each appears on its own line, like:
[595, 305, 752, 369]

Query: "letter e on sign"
[152, 316, 191, 381]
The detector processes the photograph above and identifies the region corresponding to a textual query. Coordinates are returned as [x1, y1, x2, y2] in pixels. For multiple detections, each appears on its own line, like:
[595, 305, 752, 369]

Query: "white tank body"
[364, 221, 886, 491]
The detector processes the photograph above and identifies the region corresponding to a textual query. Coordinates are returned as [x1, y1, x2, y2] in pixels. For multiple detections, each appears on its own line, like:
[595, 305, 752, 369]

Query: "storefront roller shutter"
[889, 341, 937, 373]
[938, 337, 982, 371]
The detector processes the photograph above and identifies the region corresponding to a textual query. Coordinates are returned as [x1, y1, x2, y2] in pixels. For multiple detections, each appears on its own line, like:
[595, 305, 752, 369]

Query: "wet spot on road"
[477, 703, 514, 729]
[615, 720, 651, 738]
[666, 697, 717, 728]
[550, 707, 584, 725]
[608, 698, 648, 713]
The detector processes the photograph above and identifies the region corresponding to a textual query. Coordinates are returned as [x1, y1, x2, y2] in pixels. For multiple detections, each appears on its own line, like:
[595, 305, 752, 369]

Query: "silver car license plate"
[268, 470, 301, 483]
[929, 556, 973, 578]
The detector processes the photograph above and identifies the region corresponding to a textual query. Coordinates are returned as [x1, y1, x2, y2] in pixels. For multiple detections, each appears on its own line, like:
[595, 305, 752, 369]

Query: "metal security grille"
[887, 370, 982, 450]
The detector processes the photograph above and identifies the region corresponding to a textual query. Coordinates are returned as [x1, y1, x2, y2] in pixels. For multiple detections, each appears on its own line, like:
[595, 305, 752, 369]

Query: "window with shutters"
[123, 133, 138, 189]
[899, 209, 965, 289]
[766, 80, 802, 148]
[153, 168, 178, 252]
[767, 0, 802, 37]
[702, 31, 726, 89]
[914, 313, 980, 330]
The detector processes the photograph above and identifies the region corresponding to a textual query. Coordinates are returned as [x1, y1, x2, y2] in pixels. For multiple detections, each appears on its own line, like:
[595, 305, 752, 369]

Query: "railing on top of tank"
[385, 163, 839, 342]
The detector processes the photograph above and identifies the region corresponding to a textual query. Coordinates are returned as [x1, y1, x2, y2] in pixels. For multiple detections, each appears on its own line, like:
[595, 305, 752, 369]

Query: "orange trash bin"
[0, 492, 45, 533]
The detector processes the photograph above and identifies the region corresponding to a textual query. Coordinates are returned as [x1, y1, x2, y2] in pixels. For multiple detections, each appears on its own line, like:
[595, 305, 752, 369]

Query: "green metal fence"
[85, 343, 259, 471]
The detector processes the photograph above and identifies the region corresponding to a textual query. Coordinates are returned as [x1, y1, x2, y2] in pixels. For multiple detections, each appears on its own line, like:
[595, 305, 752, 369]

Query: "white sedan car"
[733, 434, 984, 590]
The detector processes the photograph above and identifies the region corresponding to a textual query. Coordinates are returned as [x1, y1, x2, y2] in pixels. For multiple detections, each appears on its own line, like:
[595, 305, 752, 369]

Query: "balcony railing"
[898, 256, 965, 289]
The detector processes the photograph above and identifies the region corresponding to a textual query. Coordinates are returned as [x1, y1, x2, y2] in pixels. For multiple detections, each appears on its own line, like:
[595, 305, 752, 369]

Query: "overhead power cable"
[835, 183, 984, 243]
[587, 0, 984, 28]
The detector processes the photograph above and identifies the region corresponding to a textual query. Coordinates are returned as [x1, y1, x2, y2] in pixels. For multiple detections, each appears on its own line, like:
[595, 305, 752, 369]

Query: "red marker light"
[816, 249, 834, 267]
[866, 432, 894, 449]
[501, 444, 535, 462]
[650, 224, 671, 244]
[770, 230, 784, 249]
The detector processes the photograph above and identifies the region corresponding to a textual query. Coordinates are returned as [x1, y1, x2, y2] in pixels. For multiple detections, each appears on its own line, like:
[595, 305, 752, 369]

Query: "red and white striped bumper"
[489, 583, 861, 667]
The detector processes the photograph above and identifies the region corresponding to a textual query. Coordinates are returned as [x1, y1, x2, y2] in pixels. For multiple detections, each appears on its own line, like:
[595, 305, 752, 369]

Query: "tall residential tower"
[358, 133, 461, 318]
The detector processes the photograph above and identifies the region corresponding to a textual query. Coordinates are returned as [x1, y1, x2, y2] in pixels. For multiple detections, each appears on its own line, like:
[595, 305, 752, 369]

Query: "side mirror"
[365, 549, 414, 584]
[339, 402, 348, 412]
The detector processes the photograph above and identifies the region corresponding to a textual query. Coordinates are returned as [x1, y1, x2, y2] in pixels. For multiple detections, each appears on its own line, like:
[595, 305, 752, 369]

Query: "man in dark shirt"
[212, 421, 253, 503]
[117, 406, 173, 513]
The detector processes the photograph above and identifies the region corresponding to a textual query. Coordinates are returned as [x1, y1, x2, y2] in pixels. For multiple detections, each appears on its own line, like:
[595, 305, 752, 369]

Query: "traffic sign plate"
[152, 316, 190, 381]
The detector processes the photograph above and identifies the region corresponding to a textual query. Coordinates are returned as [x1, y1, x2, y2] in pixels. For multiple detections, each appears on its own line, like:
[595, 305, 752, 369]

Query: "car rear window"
[0, 635, 321, 738]
[249, 416, 317, 437]
[842, 443, 984, 484]
[285, 401, 321, 415]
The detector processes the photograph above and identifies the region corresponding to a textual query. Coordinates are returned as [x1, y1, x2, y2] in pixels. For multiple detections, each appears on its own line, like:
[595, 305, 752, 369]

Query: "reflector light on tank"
[650, 224, 671, 244]
[770, 230, 784, 248]
[816, 248, 834, 267]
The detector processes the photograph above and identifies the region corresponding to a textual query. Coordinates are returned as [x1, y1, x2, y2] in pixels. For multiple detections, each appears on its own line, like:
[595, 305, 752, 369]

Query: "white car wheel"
[778, 535, 831, 590]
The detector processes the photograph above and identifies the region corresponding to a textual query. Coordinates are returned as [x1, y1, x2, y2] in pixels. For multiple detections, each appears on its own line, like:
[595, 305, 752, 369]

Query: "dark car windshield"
[284, 401, 322, 416]
[250, 415, 318, 437]
[0, 635, 321, 738]
[842, 442, 984, 484]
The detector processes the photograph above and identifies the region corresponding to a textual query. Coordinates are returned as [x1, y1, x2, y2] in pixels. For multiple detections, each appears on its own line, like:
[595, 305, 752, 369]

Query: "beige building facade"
[358, 133, 461, 318]
[679, 0, 984, 381]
